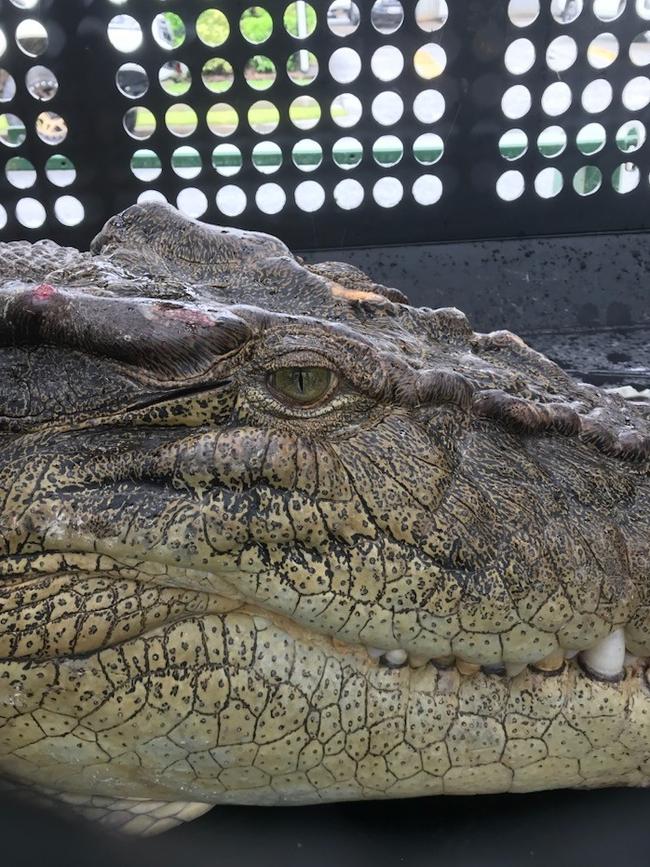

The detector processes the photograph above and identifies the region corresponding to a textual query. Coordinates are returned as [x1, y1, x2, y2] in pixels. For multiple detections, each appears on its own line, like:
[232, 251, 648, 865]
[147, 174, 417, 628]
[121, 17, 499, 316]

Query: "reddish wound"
[32, 283, 56, 301]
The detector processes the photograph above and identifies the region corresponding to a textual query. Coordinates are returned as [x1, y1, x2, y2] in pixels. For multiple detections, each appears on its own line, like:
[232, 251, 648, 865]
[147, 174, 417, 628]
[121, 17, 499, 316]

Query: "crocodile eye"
[268, 367, 335, 406]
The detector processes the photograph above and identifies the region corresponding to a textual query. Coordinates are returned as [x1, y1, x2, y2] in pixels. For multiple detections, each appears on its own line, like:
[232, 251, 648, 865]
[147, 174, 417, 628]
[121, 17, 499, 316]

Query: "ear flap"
[0, 283, 252, 380]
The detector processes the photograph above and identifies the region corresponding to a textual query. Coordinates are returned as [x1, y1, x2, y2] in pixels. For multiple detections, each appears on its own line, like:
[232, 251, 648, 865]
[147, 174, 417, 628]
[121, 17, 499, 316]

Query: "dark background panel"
[1, 0, 650, 248]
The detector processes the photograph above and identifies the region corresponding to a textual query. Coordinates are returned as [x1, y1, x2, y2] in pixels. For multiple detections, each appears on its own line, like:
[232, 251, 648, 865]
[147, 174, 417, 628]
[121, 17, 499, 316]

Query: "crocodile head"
[1, 203, 649, 833]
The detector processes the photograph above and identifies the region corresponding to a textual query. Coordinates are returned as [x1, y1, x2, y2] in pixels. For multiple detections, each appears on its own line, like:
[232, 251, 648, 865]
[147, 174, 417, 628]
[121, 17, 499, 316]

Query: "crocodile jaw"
[1, 596, 650, 807]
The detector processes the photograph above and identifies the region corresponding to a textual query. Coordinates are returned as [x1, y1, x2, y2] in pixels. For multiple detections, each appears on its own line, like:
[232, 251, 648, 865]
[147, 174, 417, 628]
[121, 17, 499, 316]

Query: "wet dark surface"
[4, 787, 650, 867]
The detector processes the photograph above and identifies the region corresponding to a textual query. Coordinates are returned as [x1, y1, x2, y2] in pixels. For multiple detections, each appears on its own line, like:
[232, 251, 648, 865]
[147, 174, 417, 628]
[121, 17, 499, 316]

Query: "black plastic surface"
[2, 0, 650, 248]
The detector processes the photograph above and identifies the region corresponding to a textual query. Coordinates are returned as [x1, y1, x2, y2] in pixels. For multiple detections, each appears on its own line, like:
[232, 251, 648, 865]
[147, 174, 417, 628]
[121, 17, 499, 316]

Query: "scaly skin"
[0, 204, 649, 832]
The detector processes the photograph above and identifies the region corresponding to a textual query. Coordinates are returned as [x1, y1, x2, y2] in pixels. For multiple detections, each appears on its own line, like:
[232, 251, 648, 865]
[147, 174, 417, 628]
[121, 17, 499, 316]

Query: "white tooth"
[367, 647, 384, 659]
[505, 662, 527, 677]
[383, 649, 408, 666]
[564, 650, 578, 659]
[580, 628, 625, 679]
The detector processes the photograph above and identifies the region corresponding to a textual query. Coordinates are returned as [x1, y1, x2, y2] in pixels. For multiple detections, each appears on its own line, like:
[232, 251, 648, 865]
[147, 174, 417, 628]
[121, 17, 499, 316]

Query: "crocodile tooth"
[580, 628, 626, 680]
[408, 653, 431, 668]
[456, 659, 481, 676]
[367, 647, 384, 659]
[564, 650, 579, 659]
[505, 662, 527, 678]
[531, 647, 564, 673]
[382, 649, 408, 667]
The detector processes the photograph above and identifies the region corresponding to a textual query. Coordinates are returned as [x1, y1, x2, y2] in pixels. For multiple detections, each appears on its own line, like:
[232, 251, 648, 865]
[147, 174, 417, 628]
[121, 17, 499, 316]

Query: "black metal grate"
[1, 0, 650, 249]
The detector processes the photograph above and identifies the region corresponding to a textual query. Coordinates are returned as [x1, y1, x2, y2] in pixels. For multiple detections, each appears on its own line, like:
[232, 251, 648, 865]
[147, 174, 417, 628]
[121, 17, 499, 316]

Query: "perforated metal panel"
[1, 0, 650, 249]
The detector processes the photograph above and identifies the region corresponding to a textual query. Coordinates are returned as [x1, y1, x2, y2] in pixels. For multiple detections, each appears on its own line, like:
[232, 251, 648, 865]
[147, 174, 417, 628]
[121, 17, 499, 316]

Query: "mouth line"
[0, 550, 643, 686]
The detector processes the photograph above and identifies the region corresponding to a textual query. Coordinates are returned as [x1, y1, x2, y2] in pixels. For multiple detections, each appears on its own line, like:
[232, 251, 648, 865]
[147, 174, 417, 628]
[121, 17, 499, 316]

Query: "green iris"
[268, 366, 334, 405]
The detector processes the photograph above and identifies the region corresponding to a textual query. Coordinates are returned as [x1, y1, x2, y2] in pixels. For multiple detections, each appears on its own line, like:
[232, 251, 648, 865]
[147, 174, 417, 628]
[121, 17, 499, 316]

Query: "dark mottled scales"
[0, 203, 648, 833]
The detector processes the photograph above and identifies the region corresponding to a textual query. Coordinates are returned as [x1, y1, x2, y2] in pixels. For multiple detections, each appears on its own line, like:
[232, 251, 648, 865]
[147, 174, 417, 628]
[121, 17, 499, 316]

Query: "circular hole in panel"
[256, 182, 286, 214]
[576, 121, 606, 154]
[332, 135, 362, 169]
[329, 47, 361, 84]
[216, 185, 246, 216]
[107, 15, 143, 53]
[54, 195, 84, 226]
[630, 31, 650, 65]
[45, 154, 76, 186]
[123, 106, 156, 140]
[413, 89, 445, 122]
[0, 112, 26, 147]
[246, 55, 277, 90]
[290, 95, 321, 129]
[508, 0, 540, 26]
[331, 93, 362, 127]
[152, 12, 186, 50]
[373, 134, 403, 167]
[573, 165, 602, 194]
[637, 0, 650, 17]
[252, 140, 282, 173]
[496, 170, 525, 201]
[334, 178, 364, 209]
[6, 156, 36, 188]
[541, 81, 572, 116]
[327, 1, 360, 37]
[594, 0, 626, 20]
[534, 166, 563, 198]
[414, 43, 446, 79]
[287, 50, 318, 85]
[241, 7, 273, 44]
[202, 59, 234, 94]
[165, 103, 197, 137]
[413, 132, 443, 164]
[116, 63, 149, 99]
[130, 148, 161, 181]
[207, 102, 238, 136]
[295, 180, 325, 211]
[582, 79, 612, 112]
[372, 91, 404, 125]
[177, 187, 208, 218]
[196, 9, 229, 47]
[499, 128, 528, 160]
[502, 84, 531, 118]
[550, 0, 583, 23]
[373, 176, 403, 207]
[0, 70, 17, 102]
[622, 75, 650, 109]
[159, 61, 191, 96]
[11, 0, 41, 7]
[16, 197, 46, 228]
[0, 204, 6, 230]
[371, 45, 404, 81]
[612, 162, 640, 192]
[371, 0, 404, 34]
[16, 19, 48, 57]
[616, 118, 646, 151]
[284, 3, 317, 37]
[412, 174, 443, 205]
[293, 138, 323, 171]
[36, 111, 67, 145]
[416, 0, 449, 31]
[25, 66, 58, 101]
[212, 143, 242, 176]
[537, 124, 567, 156]
[588, 32, 619, 68]
[172, 145, 202, 178]
[137, 190, 167, 205]
[546, 35, 578, 71]
[504, 38, 536, 74]
[249, 100, 280, 134]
